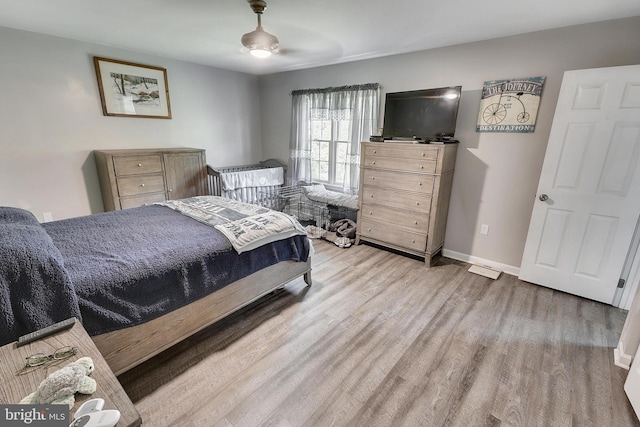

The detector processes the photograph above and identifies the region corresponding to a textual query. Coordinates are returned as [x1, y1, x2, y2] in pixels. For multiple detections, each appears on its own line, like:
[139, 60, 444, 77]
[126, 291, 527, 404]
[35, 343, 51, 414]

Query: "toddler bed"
[0, 197, 311, 374]
[207, 159, 286, 205]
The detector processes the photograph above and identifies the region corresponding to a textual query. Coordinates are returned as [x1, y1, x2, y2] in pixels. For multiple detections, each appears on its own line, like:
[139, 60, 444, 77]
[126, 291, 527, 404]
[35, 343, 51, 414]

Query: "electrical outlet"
[480, 224, 489, 235]
[43, 212, 53, 222]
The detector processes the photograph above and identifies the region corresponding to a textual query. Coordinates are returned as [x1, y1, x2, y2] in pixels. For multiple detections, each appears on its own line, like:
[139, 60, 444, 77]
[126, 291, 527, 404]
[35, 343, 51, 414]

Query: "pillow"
[301, 185, 359, 210]
[0, 221, 82, 346]
[0, 207, 40, 225]
[302, 183, 326, 194]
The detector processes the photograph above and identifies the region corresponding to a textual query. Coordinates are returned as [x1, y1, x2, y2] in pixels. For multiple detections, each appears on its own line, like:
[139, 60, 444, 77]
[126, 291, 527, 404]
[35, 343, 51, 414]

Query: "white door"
[519, 64, 640, 304]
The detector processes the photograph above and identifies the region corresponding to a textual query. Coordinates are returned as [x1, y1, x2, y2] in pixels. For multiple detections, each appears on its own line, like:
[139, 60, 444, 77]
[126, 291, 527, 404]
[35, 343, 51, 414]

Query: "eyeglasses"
[16, 346, 78, 375]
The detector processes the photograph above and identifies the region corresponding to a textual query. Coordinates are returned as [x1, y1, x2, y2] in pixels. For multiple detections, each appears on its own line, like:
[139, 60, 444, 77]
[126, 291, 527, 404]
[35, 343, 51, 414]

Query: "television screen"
[382, 86, 462, 140]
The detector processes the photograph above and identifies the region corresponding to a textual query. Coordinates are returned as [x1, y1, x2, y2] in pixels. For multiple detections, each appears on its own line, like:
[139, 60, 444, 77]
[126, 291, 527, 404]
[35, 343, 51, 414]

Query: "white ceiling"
[1, 0, 639, 76]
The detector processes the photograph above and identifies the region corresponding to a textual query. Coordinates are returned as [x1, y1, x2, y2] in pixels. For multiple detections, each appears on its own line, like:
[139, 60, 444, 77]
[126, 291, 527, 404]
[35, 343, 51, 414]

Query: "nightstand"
[0, 320, 141, 426]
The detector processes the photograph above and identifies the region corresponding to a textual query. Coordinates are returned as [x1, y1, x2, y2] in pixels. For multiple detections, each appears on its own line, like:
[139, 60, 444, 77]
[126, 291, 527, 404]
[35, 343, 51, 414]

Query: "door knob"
[539, 194, 549, 201]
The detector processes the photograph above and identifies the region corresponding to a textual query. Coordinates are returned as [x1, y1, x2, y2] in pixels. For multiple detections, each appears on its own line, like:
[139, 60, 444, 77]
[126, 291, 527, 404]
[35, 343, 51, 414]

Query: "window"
[309, 110, 351, 186]
[289, 83, 380, 194]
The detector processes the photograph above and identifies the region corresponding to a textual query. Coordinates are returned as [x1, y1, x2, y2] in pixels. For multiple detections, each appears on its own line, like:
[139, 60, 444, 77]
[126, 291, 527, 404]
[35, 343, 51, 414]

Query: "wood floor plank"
[119, 240, 640, 427]
[298, 269, 459, 425]
[402, 271, 515, 425]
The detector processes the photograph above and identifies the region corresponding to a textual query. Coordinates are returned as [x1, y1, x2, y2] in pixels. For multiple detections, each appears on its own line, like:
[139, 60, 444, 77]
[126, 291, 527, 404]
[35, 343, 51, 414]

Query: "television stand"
[356, 141, 458, 266]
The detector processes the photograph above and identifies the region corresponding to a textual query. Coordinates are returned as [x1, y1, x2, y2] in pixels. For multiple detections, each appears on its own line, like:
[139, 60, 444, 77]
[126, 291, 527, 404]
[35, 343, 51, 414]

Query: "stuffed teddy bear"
[20, 357, 96, 409]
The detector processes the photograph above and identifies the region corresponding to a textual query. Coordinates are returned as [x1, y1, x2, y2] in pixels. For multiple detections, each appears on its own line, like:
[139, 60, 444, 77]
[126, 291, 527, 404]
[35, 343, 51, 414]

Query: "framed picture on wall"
[476, 76, 545, 133]
[94, 57, 172, 119]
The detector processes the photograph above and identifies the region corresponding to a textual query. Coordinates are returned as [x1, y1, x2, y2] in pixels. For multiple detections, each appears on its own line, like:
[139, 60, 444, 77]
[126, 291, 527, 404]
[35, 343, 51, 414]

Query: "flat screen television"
[382, 86, 462, 141]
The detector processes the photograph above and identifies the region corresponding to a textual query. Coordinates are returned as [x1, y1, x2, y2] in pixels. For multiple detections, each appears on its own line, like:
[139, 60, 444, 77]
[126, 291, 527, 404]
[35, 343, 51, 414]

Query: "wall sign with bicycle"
[477, 76, 545, 133]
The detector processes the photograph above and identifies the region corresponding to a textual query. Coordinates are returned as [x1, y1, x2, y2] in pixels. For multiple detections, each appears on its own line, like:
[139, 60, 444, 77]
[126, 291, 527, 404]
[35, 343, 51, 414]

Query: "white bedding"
[302, 184, 359, 210]
[220, 167, 284, 191]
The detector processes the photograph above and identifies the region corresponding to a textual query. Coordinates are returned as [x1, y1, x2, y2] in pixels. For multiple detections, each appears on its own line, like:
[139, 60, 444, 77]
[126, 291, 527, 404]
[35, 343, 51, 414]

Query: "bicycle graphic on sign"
[476, 76, 545, 133]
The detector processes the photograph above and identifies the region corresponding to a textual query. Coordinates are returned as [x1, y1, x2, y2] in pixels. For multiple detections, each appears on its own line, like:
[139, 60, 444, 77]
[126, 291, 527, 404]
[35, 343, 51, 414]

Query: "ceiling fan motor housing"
[241, 28, 279, 51]
[248, 0, 267, 14]
[242, 0, 279, 53]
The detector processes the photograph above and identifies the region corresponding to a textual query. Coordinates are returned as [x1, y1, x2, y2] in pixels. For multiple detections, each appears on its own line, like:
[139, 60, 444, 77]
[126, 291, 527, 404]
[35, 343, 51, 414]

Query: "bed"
[207, 159, 287, 204]
[0, 197, 311, 375]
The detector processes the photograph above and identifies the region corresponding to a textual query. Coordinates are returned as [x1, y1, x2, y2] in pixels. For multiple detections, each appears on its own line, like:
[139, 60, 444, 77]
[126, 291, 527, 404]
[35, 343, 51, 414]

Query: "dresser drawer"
[113, 155, 163, 176]
[360, 203, 429, 232]
[362, 169, 434, 194]
[359, 218, 427, 252]
[119, 192, 167, 209]
[117, 174, 165, 197]
[361, 185, 431, 214]
[364, 144, 439, 161]
[363, 156, 436, 173]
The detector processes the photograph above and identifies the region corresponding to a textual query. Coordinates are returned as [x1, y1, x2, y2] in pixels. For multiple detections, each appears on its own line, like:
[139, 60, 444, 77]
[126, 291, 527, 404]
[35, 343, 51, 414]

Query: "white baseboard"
[615, 343, 633, 370]
[442, 249, 520, 277]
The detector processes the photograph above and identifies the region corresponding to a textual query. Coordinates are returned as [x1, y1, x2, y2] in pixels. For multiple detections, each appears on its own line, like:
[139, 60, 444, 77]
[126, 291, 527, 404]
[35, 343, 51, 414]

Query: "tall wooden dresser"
[94, 147, 208, 211]
[356, 141, 457, 266]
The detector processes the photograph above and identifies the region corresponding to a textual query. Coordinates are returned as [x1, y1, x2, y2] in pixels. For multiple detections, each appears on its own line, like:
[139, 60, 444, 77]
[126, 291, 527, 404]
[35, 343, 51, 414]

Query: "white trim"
[620, 243, 640, 310]
[442, 249, 520, 277]
[615, 342, 634, 370]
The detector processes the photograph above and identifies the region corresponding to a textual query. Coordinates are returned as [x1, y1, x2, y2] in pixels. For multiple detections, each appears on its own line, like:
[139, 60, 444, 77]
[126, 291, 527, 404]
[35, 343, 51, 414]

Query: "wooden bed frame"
[91, 159, 308, 376]
[93, 258, 311, 375]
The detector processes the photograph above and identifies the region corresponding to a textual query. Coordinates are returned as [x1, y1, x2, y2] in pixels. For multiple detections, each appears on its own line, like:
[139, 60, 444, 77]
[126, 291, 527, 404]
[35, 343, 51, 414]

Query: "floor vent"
[468, 264, 502, 280]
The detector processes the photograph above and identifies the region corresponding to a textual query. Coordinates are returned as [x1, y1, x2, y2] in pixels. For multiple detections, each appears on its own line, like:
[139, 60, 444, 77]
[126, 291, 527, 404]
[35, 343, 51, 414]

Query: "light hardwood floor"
[119, 240, 639, 426]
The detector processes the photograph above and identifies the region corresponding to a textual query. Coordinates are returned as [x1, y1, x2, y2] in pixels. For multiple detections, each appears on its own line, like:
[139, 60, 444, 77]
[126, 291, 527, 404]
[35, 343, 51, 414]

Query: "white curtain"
[288, 83, 380, 194]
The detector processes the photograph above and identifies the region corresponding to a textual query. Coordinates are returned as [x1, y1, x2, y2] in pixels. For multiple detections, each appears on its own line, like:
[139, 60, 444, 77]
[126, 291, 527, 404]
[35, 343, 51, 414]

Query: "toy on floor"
[20, 357, 96, 409]
[329, 219, 356, 248]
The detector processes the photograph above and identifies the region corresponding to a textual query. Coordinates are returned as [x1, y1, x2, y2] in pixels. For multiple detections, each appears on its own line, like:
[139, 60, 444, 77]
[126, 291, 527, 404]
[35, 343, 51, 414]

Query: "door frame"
[620, 235, 640, 310]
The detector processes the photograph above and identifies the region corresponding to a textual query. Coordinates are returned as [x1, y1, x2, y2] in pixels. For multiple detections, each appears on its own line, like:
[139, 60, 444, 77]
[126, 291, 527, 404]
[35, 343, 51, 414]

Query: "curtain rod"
[291, 83, 380, 96]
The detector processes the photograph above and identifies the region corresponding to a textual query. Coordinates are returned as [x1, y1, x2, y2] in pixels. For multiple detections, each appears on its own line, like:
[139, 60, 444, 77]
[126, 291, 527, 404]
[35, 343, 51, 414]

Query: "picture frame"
[476, 76, 545, 133]
[94, 57, 172, 119]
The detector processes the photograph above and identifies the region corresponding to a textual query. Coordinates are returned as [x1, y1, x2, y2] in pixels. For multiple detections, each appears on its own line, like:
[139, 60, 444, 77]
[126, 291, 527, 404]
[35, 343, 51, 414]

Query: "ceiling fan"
[241, 0, 279, 58]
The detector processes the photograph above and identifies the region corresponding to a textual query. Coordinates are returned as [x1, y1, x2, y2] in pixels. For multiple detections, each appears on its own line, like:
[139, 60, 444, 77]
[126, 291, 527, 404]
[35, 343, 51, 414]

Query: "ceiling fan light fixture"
[249, 48, 273, 58]
[241, 24, 279, 55]
[241, 0, 279, 57]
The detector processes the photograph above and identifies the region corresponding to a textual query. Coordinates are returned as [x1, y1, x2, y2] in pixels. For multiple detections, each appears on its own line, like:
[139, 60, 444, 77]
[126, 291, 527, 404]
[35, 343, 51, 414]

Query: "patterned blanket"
[157, 196, 307, 253]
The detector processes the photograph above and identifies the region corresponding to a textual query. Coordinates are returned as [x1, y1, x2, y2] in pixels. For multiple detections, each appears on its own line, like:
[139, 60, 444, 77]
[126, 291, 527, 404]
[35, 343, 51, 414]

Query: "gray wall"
[258, 17, 640, 271]
[1, 18, 639, 271]
[0, 26, 262, 221]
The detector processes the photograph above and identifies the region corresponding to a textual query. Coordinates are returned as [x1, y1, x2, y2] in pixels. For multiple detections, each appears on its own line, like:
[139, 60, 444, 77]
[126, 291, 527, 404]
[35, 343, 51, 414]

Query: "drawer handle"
[140, 183, 145, 187]
[419, 182, 422, 186]
[371, 176, 375, 180]
[414, 221, 418, 225]
[373, 150, 377, 153]
[420, 165, 424, 169]
[412, 239, 416, 243]
[138, 163, 142, 167]
[422, 153, 425, 157]
[369, 211, 372, 215]
[368, 228, 372, 232]
[168, 188, 173, 192]
[372, 161, 376, 165]
[370, 194, 374, 198]
[416, 202, 420, 206]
